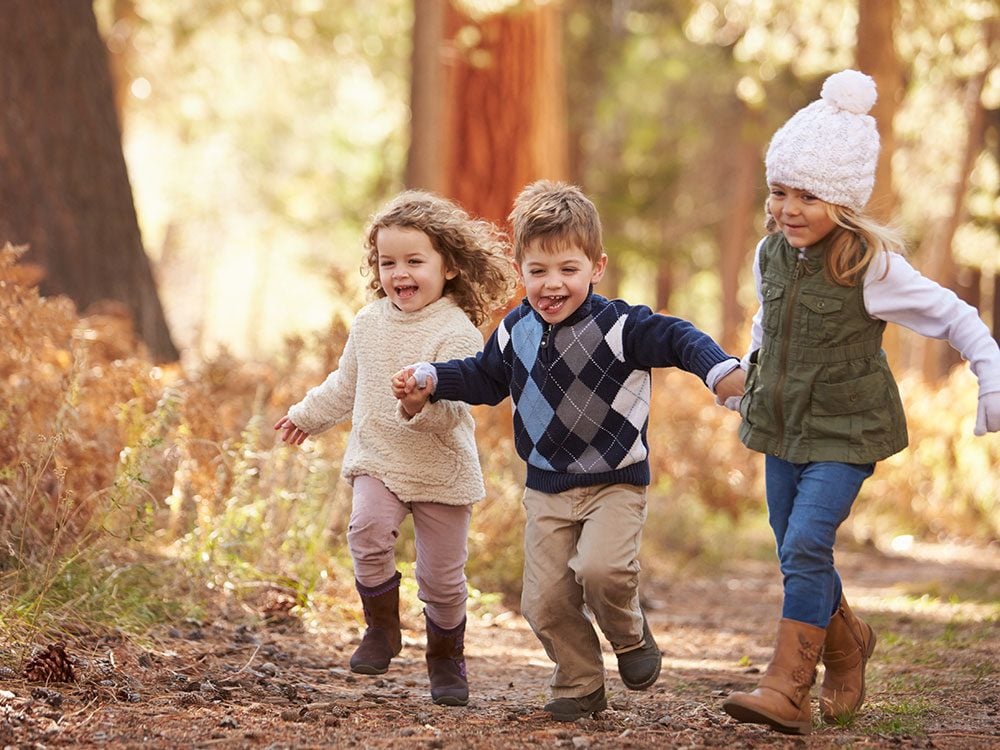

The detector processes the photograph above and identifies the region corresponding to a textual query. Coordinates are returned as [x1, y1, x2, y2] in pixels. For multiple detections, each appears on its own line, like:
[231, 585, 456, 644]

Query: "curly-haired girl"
[275, 190, 516, 706]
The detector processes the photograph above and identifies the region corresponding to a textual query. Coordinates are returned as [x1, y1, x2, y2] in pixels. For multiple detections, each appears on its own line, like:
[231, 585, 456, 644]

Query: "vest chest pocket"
[760, 280, 785, 335]
[798, 293, 844, 342]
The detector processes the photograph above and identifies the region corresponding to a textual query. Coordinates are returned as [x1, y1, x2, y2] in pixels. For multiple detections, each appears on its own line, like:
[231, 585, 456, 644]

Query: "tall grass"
[1, 242, 996, 645]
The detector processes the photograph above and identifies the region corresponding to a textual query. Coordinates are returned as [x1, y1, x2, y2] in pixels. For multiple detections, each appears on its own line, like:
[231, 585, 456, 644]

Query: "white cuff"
[706, 358, 741, 394]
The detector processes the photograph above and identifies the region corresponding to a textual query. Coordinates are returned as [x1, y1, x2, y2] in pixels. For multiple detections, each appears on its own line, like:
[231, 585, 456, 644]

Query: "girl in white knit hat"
[275, 191, 516, 706]
[722, 69, 1000, 735]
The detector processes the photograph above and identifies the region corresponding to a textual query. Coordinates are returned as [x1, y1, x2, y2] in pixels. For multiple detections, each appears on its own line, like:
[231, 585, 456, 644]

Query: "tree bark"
[919, 35, 992, 380]
[856, 0, 905, 370]
[441, 1, 569, 226]
[856, 0, 901, 224]
[716, 101, 765, 352]
[405, 0, 447, 193]
[0, 0, 178, 361]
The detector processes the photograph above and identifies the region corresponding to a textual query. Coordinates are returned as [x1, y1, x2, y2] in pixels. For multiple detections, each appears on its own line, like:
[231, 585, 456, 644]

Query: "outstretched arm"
[865, 252, 1000, 435]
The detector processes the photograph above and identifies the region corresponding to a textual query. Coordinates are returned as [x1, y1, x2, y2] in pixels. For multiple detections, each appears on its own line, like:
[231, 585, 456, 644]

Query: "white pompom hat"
[765, 69, 880, 212]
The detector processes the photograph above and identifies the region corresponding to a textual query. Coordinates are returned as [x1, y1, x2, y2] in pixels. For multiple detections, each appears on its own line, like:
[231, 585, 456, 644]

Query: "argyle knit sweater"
[432, 292, 733, 493]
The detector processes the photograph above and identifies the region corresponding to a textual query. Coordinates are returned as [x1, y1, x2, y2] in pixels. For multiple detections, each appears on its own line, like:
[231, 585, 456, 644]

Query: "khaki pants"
[348, 475, 472, 629]
[520, 483, 648, 697]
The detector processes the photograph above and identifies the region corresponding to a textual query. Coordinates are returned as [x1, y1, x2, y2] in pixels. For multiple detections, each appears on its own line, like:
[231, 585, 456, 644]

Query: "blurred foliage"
[1, 244, 995, 640]
[91, 0, 999, 358]
[93, 0, 412, 357]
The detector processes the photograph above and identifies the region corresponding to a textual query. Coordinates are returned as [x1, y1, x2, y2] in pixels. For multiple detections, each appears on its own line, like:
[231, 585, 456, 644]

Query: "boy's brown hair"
[508, 180, 604, 264]
[363, 190, 516, 327]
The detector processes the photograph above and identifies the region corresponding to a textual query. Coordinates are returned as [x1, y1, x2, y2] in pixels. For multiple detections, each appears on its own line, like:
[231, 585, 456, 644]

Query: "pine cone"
[23, 643, 76, 683]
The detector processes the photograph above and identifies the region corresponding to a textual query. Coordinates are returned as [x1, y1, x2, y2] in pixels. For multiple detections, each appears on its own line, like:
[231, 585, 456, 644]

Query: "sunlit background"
[93, 0, 999, 364]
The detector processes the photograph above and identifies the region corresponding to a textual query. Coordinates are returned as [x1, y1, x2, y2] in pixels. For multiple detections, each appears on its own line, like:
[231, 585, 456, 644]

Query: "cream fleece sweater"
[288, 296, 485, 505]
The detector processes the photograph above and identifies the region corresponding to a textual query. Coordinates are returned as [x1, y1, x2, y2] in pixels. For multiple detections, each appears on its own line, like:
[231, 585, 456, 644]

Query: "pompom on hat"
[765, 69, 879, 212]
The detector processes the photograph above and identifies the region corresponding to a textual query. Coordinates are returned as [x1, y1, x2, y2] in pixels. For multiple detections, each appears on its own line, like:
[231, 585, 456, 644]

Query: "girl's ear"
[445, 267, 459, 280]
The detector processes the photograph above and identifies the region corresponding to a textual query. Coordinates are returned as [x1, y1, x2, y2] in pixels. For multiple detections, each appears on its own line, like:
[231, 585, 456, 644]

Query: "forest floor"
[2, 539, 998, 749]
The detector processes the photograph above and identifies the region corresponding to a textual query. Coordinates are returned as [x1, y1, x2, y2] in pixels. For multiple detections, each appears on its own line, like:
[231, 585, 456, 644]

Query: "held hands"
[391, 362, 437, 418]
[974, 391, 1000, 436]
[274, 415, 310, 445]
[714, 367, 746, 412]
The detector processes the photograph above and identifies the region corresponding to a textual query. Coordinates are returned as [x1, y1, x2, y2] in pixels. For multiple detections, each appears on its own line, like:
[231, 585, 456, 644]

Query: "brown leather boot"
[820, 595, 876, 723]
[723, 618, 825, 735]
[349, 572, 402, 675]
[425, 612, 469, 706]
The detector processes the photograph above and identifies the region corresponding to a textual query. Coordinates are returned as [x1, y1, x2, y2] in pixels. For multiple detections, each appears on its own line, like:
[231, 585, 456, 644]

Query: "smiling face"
[517, 240, 607, 325]
[766, 183, 837, 249]
[376, 226, 456, 313]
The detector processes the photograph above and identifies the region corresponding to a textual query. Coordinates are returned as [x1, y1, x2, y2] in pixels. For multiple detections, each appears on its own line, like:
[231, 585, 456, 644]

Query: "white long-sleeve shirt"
[746, 239, 1000, 396]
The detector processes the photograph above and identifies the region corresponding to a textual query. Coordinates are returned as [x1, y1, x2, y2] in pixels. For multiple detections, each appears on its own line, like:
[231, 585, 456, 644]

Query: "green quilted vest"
[739, 233, 908, 464]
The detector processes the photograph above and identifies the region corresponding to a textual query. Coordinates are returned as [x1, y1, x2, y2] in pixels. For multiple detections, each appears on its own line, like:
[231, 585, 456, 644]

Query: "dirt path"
[3, 541, 997, 749]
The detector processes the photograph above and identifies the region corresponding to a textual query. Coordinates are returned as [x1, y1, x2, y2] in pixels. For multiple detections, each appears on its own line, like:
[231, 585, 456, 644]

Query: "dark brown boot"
[821, 595, 876, 723]
[723, 618, 825, 735]
[425, 612, 468, 706]
[349, 572, 402, 675]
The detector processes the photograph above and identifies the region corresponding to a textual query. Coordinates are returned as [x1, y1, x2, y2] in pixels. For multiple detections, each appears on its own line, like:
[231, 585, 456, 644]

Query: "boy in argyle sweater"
[392, 181, 745, 721]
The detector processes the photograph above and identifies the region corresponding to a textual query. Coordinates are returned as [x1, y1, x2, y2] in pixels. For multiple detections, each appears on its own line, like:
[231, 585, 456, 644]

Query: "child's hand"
[714, 367, 745, 407]
[274, 415, 310, 445]
[974, 391, 1000, 436]
[391, 362, 437, 418]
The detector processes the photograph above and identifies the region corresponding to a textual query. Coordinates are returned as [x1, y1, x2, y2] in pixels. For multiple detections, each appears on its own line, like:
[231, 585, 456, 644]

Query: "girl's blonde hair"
[765, 201, 905, 286]
[363, 190, 516, 327]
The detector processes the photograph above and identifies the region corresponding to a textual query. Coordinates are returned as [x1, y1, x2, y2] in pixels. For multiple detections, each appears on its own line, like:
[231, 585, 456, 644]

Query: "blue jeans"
[765, 456, 875, 628]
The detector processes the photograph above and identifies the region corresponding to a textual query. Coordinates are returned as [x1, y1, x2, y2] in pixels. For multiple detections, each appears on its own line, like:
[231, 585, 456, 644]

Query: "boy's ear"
[513, 259, 525, 282]
[590, 253, 608, 284]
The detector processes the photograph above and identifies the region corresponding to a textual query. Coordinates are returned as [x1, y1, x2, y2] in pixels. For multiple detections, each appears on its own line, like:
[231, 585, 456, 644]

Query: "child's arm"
[276, 333, 359, 442]
[623, 305, 741, 393]
[714, 367, 746, 405]
[394, 365, 434, 418]
[394, 323, 511, 412]
[864, 252, 1000, 435]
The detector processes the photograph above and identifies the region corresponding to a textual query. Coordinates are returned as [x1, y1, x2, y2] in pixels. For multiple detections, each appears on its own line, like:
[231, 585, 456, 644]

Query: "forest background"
[0, 0, 997, 693]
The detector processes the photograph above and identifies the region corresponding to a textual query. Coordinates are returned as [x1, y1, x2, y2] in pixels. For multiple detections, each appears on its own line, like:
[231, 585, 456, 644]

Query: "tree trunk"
[918, 36, 992, 381]
[717, 101, 765, 352]
[856, 0, 904, 370]
[0, 0, 178, 361]
[440, 1, 569, 226]
[405, 0, 447, 193]
[856, 0, 901, 223]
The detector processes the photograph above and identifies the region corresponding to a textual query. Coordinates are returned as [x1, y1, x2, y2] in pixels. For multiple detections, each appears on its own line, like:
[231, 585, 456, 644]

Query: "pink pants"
[347, 475, 472, 629]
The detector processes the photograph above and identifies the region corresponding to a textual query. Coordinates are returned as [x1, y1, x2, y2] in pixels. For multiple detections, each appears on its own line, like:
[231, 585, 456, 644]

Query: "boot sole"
[621, 659, 661, 691]
[350, 663, 389, 675]
[723, 700, 810, 735]
[433, 694, 469, 707]
[546, 698, 608, 722]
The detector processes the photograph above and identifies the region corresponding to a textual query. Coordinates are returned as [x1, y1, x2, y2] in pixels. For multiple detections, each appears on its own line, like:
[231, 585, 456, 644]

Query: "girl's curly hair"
[362, 190, 516, 326]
